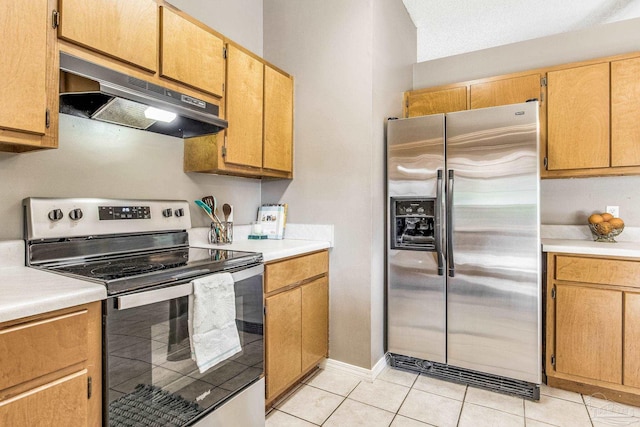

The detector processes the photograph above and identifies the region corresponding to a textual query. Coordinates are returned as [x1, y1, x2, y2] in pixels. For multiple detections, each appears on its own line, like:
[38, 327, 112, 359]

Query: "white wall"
[0, 116, 261, 240]
[412, 18, 640, 227]
[166, 0, 263, 56]
[263, 0, 415, 368]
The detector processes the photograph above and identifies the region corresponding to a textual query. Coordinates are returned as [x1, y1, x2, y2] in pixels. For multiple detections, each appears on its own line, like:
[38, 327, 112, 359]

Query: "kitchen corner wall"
[412, 18, 640, 228]
[0, 0, 265, 241]
[262, 0, 415, 369]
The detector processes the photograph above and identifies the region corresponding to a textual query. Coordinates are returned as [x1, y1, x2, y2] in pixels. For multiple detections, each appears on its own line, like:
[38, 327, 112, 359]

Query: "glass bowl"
[588, 223, 624, 243]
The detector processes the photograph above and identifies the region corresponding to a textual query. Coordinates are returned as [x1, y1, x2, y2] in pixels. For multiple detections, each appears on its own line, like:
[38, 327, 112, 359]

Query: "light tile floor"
[266, 367, 640, 427]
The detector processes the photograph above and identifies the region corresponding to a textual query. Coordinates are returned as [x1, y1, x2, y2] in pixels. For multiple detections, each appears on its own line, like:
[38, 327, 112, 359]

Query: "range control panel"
[24, 198, 192, 240]
[99, 206, 151, 220]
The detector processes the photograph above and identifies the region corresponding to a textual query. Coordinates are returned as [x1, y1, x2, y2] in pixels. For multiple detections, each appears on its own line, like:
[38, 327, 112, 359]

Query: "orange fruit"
[596, 222, 613, 235]
[601, 213, 614, 222]
[609, 218, 625, 229]
[588, 214, 604, 224]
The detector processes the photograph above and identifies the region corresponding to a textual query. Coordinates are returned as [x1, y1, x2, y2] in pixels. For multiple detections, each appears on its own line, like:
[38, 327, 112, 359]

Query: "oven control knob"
[162, 208, 173, 218]
[174, 208, 185, 217]
[69, 208, 83, 221]
[48, 209, 63, 222]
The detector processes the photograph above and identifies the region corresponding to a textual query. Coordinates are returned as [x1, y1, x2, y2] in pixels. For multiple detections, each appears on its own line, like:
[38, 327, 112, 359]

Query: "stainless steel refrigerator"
[386, 102, 541, 398]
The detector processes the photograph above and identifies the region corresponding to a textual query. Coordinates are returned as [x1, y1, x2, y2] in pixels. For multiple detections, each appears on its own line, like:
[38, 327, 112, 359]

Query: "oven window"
[105, 274, 263, 425]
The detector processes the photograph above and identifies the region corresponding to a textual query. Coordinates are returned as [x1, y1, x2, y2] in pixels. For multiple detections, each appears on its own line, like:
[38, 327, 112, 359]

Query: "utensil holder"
[209, 221, 233, 244]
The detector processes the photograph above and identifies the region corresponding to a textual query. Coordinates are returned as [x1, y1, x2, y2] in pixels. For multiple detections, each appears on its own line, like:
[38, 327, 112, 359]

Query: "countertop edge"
[542, 238, 640, 258]
[191, 239, 331, 262]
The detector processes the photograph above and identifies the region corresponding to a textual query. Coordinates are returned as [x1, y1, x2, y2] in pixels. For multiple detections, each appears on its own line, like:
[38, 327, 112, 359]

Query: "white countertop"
[0, 224, 333, 323]
[0, 241, 106, 323]
[542, 225, 640, 258]
[187, 224, 333, 262]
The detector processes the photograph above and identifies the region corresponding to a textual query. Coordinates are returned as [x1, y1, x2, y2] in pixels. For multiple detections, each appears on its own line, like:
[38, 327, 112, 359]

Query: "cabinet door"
[0, 371, 87, 426]
[225, 45, 264, 169]
[547, 63, 610, 170]
[611, 57, 640, 167]
[470, 74, 541, 109]
[555, 284, 622, 383]
[624, 292, 640, 387]
[160, 7, 224, 97]
[301, 277, 328, 372]
[266, 288, 301, 399]
[263, 65, 293, 174]
[405, 87, 467, 117]
[0, 0, 53, 145]
[58, 0, 157, 72]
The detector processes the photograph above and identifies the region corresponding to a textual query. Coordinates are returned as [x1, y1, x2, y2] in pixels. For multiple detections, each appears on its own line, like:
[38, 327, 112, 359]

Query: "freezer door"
[445, 102, 541, 383]
[388, 249, 446, 362]
[387, 115, 446, 363]
[387, 115, 445, 197]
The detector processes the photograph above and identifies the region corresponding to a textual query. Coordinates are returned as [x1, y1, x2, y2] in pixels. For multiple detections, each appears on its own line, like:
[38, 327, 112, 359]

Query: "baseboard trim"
[319, 355, 388, 382]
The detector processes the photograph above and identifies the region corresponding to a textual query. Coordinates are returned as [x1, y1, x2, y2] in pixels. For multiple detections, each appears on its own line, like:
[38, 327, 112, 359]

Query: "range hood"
[59, 52, 227, 138]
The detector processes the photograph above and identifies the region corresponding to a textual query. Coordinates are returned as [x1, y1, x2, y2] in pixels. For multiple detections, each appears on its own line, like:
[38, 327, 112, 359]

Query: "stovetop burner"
[43, 247, 262, 295]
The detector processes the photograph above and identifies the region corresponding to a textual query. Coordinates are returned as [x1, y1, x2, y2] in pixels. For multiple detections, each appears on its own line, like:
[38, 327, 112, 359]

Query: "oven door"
[103, 264, 264, 426]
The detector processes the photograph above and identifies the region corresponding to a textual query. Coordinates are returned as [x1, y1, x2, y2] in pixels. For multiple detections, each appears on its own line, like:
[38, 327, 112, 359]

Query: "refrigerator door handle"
[447, 169, 455, 277]
[435, 169, 444, 276]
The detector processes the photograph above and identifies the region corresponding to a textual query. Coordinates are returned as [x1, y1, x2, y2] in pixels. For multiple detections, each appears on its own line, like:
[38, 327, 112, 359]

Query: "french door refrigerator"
[386, 102, 541, 399]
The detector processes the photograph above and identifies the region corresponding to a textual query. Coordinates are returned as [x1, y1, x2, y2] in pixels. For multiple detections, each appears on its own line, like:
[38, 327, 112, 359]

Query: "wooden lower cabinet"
[265, 251, 329, 405]
[265, 287, 302, 399]
[546, 253, 640, 405]
[555, 284, 622, 383]
[624, 293, 640, 388]
[301, 277, 329, 372]
[0, 302, 101, 426]
[0, 371, 88, 426]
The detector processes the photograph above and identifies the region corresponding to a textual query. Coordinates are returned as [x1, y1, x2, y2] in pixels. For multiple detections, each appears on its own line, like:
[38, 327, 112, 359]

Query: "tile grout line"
[455, 386, 468, 427]
[388, 372, 421, 426]
[318, 378, 362, 426]
[581, 392, 596, 427]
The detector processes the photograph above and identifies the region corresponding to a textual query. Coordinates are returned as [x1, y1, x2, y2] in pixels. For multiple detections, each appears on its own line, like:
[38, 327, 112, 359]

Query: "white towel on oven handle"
[188, 272, 242, 373]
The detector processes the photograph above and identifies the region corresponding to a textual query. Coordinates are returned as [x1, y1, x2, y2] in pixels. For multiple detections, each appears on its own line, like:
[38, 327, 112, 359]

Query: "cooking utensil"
[223, 204, 232, 222]
[202, 196, 222, 224]
[194, 200, 216, 222]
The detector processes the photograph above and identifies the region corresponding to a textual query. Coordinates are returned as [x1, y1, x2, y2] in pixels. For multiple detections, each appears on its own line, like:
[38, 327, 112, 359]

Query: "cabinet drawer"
[0, 370, 87, 426]
[265, 251, 328, 293]
[0, 310, 88, 391]
[555, 255, 640, 288]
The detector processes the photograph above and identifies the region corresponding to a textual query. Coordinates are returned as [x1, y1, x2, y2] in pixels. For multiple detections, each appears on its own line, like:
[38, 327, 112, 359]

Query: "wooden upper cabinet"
[470, 74, 541, 109]
[58, 0, 158, 72]
[546, 63, 610, 170]
[611, 57, 640, 167]
[263, 65, 294, 173]
[0, 0, 58, 152]
[160, 7, 224, 97]
[405, 87, 467, 117]
[555, 284, 622, 384]
[225, 45, 264, 169]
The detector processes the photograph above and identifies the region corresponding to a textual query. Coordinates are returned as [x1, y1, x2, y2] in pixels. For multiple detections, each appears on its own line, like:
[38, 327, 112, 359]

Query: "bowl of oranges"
[588, 212, 625, 242]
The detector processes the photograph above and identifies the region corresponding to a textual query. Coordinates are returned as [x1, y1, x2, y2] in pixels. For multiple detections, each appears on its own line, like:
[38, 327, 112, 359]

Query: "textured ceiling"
[403, 0, 640, 62]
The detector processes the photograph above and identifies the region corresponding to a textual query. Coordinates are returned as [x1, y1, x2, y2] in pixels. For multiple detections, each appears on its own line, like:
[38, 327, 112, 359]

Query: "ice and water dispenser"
[390, 198, 436, 250]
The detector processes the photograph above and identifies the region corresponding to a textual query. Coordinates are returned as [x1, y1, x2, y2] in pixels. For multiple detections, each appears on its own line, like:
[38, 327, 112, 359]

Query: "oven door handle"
[115, 264, 264, 310]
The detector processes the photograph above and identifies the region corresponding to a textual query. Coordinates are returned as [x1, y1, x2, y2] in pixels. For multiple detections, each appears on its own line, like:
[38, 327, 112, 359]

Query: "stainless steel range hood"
[59, 52, 227, 138]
